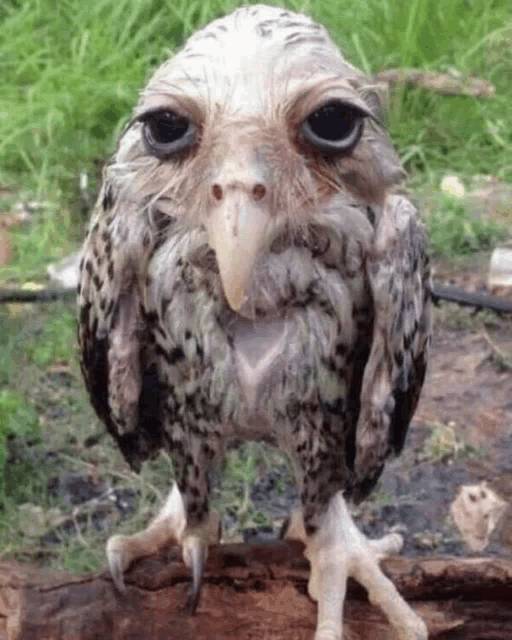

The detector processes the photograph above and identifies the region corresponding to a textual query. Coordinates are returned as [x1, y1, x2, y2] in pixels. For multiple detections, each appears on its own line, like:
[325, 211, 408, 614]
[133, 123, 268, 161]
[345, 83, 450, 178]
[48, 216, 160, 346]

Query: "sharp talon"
[185, 543, 204, 614]
[107, 535, 129, 594]
[107, 550, 127, 593]
[185, 584, 201, 614]
[183, 537, 206, 614]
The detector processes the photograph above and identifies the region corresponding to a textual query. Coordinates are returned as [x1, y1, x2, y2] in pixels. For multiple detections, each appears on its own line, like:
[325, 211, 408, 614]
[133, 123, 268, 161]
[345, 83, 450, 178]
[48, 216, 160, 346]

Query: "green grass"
[415, 421, 478, 464]
[0, 0, 509, 283]
[0, 0, 511, 573]
[425, 194, 506, 256]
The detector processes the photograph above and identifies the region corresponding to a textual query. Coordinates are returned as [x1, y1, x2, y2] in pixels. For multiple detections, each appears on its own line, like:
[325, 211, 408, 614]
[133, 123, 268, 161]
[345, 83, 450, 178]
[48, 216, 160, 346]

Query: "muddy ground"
[351, 323, 512, 557]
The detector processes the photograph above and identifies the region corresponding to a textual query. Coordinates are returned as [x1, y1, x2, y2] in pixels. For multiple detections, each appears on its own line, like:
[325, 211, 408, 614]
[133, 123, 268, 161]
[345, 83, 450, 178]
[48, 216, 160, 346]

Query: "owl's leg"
[107, 482, 186, 592]
[107, 482, 220, 605]
[284, 492, 428, 640]
[180, 490, 221, 613]
[107, 425, 222, 605]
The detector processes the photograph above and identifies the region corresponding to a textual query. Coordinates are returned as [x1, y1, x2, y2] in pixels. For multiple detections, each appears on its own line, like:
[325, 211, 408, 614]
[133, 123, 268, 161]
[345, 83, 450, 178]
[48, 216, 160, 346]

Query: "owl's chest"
[148, 240, 372, 437]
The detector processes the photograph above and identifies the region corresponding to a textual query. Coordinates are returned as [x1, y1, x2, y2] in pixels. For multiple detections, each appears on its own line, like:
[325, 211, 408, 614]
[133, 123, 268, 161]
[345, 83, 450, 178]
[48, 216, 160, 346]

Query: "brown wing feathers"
[353, 196, 431, 501]
[78, 189, 166, 471]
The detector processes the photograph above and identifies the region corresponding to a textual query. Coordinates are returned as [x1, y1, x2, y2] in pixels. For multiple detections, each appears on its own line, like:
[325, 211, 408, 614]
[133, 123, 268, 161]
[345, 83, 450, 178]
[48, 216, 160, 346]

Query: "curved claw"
[108, 551, 127, 594]
[106, 534, 131, 594]
[182, 536, 207, 614]
[369, 531, 404, 561]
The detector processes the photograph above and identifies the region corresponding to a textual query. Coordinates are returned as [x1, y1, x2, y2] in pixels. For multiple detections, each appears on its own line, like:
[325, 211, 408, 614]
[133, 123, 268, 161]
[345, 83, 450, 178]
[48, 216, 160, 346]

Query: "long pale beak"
[207, 191, 268, 311]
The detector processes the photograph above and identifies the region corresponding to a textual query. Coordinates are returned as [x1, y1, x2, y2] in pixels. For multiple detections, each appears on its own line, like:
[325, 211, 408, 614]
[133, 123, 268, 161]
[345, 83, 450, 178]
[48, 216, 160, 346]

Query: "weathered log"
[1, 542, 512, 639]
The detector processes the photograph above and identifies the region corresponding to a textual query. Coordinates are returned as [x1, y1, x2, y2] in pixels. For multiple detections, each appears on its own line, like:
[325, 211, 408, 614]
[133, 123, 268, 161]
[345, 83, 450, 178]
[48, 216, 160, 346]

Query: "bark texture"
[1, 542, 511, 639]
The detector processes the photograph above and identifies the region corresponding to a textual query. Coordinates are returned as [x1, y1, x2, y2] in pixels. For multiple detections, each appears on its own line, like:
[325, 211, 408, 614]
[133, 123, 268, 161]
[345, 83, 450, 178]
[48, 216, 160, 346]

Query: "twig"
[479, 328, 512, 371]
[375, 68, 495, 98]
[431, 283, 512, 314]
[480, 329, 508, 359]
[0, 287, 75, 303]
[57, 453, 163, 501]
[71, 507, 89, 547]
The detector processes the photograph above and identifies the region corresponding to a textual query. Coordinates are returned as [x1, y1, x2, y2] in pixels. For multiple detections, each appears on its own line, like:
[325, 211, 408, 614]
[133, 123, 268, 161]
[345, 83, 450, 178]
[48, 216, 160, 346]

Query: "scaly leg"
[284, 491, 428, 640]
[107, 482, 220, 610]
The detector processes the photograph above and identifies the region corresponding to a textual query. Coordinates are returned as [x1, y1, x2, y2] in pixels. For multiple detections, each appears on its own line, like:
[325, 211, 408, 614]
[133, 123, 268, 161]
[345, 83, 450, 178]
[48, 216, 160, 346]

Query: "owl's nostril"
[212, 184, 223, 201]
[252, 183, 266, 201]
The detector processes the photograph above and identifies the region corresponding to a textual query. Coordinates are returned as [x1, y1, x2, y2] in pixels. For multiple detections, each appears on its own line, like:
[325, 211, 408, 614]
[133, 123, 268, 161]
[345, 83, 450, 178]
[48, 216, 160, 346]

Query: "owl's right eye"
[140, 110, 197, 158]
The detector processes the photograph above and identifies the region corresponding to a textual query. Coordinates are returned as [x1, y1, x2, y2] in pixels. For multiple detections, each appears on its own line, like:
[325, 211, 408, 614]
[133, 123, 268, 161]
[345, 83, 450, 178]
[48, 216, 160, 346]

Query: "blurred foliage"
[425, 195, 506, 256]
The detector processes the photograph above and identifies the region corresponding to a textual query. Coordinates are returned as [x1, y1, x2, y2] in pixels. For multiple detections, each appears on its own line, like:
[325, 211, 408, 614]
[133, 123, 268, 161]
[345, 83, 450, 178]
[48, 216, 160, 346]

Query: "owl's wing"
[78, 184, 164, 471]
[353, 194, 432, 501]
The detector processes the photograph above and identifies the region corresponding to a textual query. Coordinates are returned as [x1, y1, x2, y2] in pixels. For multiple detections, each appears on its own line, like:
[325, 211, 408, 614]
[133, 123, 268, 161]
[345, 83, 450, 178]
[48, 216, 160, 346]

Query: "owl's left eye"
[140, 110, 197, 158]
[301, 101, 365, 155]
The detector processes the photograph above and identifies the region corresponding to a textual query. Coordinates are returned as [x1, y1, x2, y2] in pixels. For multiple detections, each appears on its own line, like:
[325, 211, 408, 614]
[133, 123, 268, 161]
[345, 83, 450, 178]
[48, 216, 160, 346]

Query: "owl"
[78, 5, 431, 639]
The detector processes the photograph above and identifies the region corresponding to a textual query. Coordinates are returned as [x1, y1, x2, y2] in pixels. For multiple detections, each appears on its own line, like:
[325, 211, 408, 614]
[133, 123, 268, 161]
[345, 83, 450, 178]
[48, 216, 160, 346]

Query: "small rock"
[47, 473, 103, 505]
[412, 532, 443, 550]
[47, 250, 82, 288]
[111, 488, 137, 516]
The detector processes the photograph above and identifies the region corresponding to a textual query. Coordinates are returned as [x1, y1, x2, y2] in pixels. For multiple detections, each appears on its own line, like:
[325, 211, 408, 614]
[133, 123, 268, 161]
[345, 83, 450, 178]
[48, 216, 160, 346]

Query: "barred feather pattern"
[78, 4, 431, 534]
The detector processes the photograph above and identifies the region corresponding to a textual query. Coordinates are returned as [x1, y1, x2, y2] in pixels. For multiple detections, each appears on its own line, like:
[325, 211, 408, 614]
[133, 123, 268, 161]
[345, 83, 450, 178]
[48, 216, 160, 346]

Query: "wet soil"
[359, 325, 512, 557]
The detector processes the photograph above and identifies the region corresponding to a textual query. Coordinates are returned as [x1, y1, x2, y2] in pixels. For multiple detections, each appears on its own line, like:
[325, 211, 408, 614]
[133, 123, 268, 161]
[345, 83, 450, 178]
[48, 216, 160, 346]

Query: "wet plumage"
[78, 6, 431, 639]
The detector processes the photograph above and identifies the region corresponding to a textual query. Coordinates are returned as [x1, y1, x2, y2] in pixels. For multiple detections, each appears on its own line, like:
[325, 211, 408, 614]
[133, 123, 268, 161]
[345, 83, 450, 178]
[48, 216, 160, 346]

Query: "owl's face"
[111, 5, 401, 312]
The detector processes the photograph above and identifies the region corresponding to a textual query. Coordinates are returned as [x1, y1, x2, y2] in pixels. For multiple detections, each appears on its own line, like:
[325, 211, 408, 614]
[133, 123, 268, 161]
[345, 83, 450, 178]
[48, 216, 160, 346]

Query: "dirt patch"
[417, 328, 512, 452]
[380, 323, 512, 557]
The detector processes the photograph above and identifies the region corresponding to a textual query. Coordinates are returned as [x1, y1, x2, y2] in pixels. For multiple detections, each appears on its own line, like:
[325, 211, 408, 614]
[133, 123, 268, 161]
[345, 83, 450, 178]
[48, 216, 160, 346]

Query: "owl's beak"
[207, 191, 268, 312]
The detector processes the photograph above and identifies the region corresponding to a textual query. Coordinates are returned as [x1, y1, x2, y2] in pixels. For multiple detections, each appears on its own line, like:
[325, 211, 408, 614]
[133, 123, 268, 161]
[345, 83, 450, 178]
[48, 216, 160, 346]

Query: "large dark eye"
[140, 110, 197, 157]
[301, 101, 365, 155]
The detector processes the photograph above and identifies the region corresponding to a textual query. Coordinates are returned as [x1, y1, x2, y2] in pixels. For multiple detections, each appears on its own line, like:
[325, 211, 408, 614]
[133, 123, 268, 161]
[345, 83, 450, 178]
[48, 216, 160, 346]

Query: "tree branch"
[431, 283, 512, 314]
[0, 288, 75, 303]
[1, 543, 511, 639]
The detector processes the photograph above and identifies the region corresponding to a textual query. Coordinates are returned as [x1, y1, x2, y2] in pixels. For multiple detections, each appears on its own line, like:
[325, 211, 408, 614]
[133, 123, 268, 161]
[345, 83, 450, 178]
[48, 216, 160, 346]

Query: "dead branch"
[431, 283, 512, 314]
[0, 288, 75, 303]
[375, 69, 495, 98]
[1, 542, 511, 639]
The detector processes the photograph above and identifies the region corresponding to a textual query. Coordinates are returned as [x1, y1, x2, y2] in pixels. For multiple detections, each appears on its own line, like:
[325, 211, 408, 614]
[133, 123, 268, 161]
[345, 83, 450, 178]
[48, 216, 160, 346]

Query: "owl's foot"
[106, 483, 187, 593]
[106, 483, 220, 611]
[284, 492, 428, 640]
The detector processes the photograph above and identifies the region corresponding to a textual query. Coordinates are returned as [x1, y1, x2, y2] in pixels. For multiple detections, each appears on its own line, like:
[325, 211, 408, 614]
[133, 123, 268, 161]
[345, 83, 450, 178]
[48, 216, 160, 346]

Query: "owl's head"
[109, 5, 403, 311]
